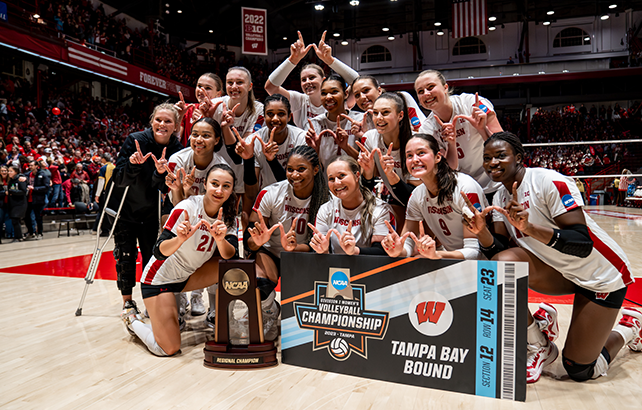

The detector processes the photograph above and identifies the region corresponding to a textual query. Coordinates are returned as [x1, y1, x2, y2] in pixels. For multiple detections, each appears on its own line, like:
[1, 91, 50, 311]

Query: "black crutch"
[75, 184, 129, 316]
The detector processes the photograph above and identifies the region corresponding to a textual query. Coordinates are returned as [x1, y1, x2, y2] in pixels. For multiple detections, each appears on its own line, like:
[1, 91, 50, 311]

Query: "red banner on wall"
[0, 24, 192, 98]
[242, 7, 267, 56]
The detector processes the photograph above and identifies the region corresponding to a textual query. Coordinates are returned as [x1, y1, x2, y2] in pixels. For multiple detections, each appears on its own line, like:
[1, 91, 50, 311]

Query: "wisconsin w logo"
[409, 292, 453, 336]
[415, 301, 446, 325]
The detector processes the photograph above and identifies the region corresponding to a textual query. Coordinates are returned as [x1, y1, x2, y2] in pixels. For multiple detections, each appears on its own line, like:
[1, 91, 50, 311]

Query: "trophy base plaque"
[203, 341, 278, 369]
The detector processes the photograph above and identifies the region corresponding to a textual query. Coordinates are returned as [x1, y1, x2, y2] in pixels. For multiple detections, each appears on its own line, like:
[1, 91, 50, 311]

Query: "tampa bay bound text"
[391, 340, 470, 380]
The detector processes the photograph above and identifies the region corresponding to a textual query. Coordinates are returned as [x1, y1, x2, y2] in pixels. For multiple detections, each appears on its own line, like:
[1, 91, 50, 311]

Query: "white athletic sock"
[131, 320, 168, 357]
[527, 319, 547, 346]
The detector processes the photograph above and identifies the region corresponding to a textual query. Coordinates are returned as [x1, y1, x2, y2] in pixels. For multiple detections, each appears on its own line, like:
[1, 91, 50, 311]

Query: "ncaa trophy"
[203, 259, 278, 369]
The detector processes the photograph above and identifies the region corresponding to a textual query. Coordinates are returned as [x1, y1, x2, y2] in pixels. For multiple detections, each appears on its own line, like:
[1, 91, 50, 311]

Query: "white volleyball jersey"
[362, 129, 418, 183]
[418, 93, 501, 194]
[141, 196, 237, 285]
[315, 196, 394, 254]
[167, 147, 243, 202]
[248, 125, 306, 189]
[406, 172, 487, 257]
[492, 168, 633, 292]
[306, 110, 364, 169]
[253, 180, 312, 257]
[211, 96, 265, 136]
[289, 91, 327, 129]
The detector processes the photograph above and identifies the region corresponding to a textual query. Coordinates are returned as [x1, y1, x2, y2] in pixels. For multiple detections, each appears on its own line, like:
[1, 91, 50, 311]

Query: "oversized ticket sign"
[242, 7, 267, 56]
[281, 254, 528, 401]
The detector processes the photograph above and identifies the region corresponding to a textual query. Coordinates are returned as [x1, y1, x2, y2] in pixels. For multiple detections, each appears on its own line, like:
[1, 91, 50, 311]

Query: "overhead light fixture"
[283, 37, 288, 40]
[547, 11, 555, 15]
[538, 71, 545, 74]
[512, 73, 520, 76]
[434, 22, 442, 27]
[388, 35, 395, 40]
[341, 40, 349, 46]
[609, 4, 617, 9]
[177, 10, 182, 13]
[488, 16, 497, 22]
[468, 76, 474, 79]
[382, 27, 390, 32]
[584, 36, 590, 41]
[350, 0, 360, 6]
[543, 21, 551, 26]
[165, 10, 170, 14]
[489, 25, 496, 31]
[562, 69, 569, 73]
[315, 4, 324, 11]
[333, 32, 341, 37]
[437, 29, 444, 36]
[209, 30, 213, 33]
[601, 14, 609, 20]
[165, 3, 170, 6]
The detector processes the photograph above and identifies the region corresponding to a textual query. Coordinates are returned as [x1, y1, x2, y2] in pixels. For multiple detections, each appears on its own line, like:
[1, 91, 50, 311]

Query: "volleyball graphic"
[330, 337, 350, 360]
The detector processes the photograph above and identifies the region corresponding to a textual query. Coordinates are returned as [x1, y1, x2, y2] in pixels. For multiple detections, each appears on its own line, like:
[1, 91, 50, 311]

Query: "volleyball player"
[381, 134, 486, 261]
[122, 164, 238, 356]
[246, 146, 328, 340]
[350, 75, 425, 137]
[414, 70, 503, 201]
[310, 156, 392, 255]
[175, 72, 224, 147]
[305, 75, 364, 170]
[265, 31, 359, 129]
[165, 117, 241, 321]
[109, 103, 183, 320]
[463, 131, 640, 383]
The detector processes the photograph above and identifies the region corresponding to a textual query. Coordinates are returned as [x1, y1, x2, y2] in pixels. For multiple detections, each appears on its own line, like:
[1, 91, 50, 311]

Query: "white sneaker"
[205, 309, 216, 329]
[526, 340, 558, 383]
[619, 308, 642, 351]
[121, 305, 142, 336]
[533, 303, 559, 343]
[191, 294, 206, 316]
[262, 300, 281, 342]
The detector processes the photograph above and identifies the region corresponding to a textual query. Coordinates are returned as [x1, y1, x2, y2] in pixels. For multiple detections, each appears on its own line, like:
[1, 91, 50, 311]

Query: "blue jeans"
[49, 184, 62, 208]
[0, 208, 14, 238]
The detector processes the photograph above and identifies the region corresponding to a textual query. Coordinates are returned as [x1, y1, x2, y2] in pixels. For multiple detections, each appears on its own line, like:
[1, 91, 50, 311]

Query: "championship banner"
[242, 7, 267, 56]
[281, 254, 528, 401]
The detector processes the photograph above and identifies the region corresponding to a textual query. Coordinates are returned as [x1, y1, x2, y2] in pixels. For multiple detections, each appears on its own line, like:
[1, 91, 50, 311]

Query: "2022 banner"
[281, 254, 528, 401]
[242, 7, 267, 56]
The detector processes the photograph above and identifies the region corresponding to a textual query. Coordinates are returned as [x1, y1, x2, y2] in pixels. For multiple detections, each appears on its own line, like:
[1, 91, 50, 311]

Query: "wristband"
[268, 59, 296, 87]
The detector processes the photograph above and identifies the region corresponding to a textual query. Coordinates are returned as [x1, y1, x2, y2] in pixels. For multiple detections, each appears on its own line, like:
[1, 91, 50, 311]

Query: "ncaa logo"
[408, 291, 454, 336]
[562, 194, 576, 208]
[253, 123, 262, 132]
[410, 116, 420, 127]
[331, 271, 349, 290]
[473, 202, 482, 212]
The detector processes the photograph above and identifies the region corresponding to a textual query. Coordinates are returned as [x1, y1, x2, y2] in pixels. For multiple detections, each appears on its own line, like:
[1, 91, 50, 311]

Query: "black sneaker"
[206, 309, 216, 329]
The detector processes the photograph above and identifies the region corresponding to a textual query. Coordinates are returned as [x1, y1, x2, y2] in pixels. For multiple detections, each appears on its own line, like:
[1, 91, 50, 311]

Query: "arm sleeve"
[243, 154, 258, 186]
[153, 229, 177, 260]
[225, 143, 243, 165]
[267, 158, 286, 182]
[389, 179, 415, 205]
[224, 234, 240, 259]
[329, 58, 359, 85]
[359, 242, 386, 255]
[546, 224, 593, 258]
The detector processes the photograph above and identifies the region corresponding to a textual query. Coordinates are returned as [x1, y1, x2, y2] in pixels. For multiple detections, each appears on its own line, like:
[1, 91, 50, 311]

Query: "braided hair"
[409, 133, 457, 206]
[375, 92, 412, 175]
[484, 131, 525, 165]
[328, 156, 377, 241]
[205, 163, 237, 228]
[288, 145, 329, 241]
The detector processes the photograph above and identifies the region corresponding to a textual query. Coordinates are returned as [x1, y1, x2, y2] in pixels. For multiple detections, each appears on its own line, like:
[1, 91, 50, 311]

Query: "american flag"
[452, 0, 488, 38]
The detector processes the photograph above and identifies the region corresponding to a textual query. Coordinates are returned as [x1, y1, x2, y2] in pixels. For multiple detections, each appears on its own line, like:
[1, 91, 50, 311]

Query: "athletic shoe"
[123, 300, 144, 321]
[191, 294, 206, 316]
[533, 303, 559, 343]
[178, 315, 186, 332]
[178, 293, 189, 316]
[121, 306, 141, 335]
[262, 300, 281, 342]
[619, 308, 642, 351]
[526, 340, 558, 383]
[206, 309, 216, 329]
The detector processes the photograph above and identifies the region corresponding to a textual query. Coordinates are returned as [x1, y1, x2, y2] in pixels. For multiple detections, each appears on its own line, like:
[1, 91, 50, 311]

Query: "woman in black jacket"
[108, 103, 184, 317]
[7, 165, 27, 242]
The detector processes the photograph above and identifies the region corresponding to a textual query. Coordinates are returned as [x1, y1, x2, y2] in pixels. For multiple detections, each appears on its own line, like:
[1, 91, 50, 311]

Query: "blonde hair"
[415, 69, 454, 96]
[149, 103, 179, 127]
[227, 66, 257, 116]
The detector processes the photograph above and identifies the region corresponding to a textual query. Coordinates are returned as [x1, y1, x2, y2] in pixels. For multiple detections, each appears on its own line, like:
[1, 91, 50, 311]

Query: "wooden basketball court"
[1, 205, 641, 409]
